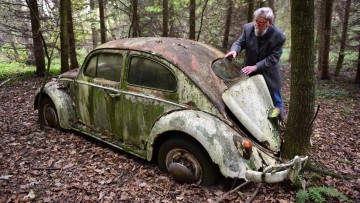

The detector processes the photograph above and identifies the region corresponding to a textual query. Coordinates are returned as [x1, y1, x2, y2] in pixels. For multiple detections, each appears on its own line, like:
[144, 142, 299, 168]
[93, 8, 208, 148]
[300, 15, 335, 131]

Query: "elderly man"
[225, 7, 286, 117]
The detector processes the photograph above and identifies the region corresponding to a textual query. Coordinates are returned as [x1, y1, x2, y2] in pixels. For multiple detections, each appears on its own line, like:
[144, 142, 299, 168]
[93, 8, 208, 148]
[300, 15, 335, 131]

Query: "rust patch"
[96, 37, 228, 114]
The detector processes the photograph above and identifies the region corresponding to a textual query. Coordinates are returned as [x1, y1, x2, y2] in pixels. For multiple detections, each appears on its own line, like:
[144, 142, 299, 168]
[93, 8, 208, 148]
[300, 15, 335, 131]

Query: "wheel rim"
[43, 103, 57, 127]
[165, 148, 202, 183]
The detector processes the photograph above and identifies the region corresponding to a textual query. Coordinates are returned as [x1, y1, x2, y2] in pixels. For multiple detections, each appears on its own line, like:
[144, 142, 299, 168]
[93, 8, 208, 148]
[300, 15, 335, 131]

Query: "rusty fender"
[35, 81, 76, 129]
[147, 110, 265, 179]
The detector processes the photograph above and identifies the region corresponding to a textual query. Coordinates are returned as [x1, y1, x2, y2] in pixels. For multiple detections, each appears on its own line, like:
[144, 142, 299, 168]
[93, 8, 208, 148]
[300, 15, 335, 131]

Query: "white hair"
[254, 7, 274, 23]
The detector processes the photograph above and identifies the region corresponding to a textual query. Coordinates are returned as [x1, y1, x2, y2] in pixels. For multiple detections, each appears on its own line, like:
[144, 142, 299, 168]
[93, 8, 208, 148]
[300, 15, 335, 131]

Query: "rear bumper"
[245, 156, 308, 183]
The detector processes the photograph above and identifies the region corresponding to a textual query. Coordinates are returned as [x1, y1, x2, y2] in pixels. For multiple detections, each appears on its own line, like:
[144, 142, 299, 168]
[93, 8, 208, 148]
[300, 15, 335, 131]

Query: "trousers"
[270, 90, 284, 117]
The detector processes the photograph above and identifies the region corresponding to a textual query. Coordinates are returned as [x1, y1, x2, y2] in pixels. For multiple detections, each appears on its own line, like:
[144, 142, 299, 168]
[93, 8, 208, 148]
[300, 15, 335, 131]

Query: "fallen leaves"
[0, 74, 359, 202]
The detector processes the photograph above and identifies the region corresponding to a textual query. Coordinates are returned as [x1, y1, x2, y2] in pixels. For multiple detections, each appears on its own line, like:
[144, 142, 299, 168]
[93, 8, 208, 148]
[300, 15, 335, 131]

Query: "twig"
[215, 181, 251, 203]
[0, 78, 11, 87]
[246, 183, 262, 203]
[307, 104, 320, 129]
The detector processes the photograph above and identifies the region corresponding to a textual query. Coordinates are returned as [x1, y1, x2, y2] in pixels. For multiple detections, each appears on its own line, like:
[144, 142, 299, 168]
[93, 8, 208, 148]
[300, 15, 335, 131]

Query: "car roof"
[96, 37, 228, 114]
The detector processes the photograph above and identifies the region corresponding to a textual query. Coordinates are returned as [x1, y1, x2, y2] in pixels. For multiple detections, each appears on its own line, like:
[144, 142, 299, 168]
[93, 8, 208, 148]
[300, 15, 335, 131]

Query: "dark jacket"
[230, 23, 286, 93]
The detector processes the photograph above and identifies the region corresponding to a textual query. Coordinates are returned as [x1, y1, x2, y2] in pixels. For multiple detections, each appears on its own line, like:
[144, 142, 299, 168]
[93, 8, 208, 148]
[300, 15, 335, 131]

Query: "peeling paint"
[147, 110, 266, 179]
[34, 37, 292, 182]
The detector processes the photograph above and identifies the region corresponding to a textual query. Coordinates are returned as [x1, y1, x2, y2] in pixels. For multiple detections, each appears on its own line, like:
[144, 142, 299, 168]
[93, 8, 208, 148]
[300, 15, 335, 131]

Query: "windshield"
[211, 57, 243, 82]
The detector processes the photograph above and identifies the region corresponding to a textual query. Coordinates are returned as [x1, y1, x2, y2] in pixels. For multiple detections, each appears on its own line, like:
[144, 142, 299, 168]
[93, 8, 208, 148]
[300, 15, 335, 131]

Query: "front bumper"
[245, 156, 308, 183]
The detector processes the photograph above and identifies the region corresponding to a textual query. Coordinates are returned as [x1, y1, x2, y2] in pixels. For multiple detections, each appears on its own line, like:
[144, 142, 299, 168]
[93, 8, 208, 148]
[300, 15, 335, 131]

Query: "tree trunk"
[334, 0, 351, 76]
[67, 0, 78, 69]
[131, 0, 139, 37]
[222, 0, 233, 50]
[60, 0, 69, 73]
[99, 0, 106, 43]
[162, 0, 169, 37]
[28, 0, 45, 76]
[189, 0, 196, 40]
[268, 0, 275, 17]
[196, 0, 209, 41]
[356, 45, 360, 84]
[316, 0, 324, 72]
[317, 0, 333, 80]
[259, 0, 266, 8]
[90, 0, 98, 48]
[168, 2, 175, 37]
[247, 0, 254, 23]
[282, 0, 315, 160]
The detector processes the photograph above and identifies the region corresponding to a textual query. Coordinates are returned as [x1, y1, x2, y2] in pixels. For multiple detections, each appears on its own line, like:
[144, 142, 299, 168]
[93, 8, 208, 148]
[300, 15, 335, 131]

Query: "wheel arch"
[34, 82, 76, 129]
[147, 110, 261, 179]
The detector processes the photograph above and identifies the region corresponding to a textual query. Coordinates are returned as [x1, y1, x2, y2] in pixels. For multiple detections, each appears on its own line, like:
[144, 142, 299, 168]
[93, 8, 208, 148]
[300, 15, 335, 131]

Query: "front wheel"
[39, 97, 60, 129]
[158, 136, 218, 186]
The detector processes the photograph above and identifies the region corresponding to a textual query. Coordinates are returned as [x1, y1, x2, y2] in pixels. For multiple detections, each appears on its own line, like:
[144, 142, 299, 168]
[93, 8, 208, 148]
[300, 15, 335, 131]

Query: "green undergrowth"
[293, 175, 349, 203]
[0, 59, 61, 82]
[315, 79, 357, 99]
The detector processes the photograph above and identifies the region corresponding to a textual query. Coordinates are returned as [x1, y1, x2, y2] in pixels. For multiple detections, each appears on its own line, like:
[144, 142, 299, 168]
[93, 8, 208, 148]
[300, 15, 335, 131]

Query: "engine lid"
[222, 74, 281, 152]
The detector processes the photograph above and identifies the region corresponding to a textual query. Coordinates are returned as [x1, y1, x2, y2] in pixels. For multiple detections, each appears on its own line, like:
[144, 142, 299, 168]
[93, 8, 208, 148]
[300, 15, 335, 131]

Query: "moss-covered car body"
[35, 37, 307, 185]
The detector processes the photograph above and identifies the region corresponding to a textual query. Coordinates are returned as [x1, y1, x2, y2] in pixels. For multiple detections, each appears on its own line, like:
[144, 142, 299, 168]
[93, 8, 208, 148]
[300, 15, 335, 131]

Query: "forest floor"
[0, 65, 359, 203]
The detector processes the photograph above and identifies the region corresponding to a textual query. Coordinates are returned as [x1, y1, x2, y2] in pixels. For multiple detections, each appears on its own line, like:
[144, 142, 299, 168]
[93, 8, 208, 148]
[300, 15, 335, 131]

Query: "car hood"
[222, 74, 281, 152]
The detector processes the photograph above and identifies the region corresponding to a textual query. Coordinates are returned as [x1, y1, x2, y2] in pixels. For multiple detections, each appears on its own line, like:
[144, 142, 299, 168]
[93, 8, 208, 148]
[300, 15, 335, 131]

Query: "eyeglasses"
[254, 20, 268, 25]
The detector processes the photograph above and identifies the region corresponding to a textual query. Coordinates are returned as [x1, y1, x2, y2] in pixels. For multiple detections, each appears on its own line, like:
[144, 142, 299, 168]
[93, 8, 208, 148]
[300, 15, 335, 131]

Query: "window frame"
[126, 54, 178, 92]
[82, 50, 124, 83]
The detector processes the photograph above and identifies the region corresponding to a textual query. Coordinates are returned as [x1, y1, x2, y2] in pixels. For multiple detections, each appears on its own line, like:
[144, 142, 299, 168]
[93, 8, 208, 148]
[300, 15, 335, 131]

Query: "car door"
[118, 53, 183, 152]
[75, 50, 125, 144]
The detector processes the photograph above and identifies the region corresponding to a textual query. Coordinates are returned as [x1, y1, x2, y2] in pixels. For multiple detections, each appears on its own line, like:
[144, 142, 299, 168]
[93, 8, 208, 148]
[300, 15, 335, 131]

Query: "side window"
[127, 56, 177, 91]
[84, 53, 123, 82]
[85, 56, 97, 77]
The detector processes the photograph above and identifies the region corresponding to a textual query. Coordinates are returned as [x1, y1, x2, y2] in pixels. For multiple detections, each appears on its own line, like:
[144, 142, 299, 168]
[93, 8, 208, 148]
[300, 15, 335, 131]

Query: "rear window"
[211, 57, 243, 82]
[127, 56, 177, 91]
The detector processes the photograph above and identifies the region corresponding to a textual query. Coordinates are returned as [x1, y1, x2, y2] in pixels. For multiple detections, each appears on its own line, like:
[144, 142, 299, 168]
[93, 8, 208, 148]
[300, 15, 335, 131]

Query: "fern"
[316, 186, 349, 202]
[295, 175, 349, 203]
[296, 189, 309, 203]
[292, 174, 303, 189]
[309, 187, 325, 203]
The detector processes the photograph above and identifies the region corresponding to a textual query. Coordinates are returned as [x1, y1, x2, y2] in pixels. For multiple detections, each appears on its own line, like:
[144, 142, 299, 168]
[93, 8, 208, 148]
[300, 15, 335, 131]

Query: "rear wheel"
[158, 136, 218, 185]
[39, 97, 60, 129]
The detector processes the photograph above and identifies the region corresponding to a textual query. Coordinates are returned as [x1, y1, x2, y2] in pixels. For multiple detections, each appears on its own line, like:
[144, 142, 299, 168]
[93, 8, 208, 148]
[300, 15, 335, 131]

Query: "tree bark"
[189, 0, 196, 40]
[356, 45, 360, 84]
[222, 0, 233, 50]
[268, 0, 275, 13]
[131, 0, 139, 37]
[28, 0, 45, 76]
[316, 0, 325, 72]
[317, 0, 333, 80]
[162, 0, 169, 37]
[67, 0, 78, 69]
[90, 0, 98, 48]
[168, 2, 175, 37]
[247, 0, 254, 23]
[60, 0, 69, 73]
[196, 0, 209, 41]
[99, 0, 106, 43]
[282, 0, 315, 159]
[334, 0, 351, 76]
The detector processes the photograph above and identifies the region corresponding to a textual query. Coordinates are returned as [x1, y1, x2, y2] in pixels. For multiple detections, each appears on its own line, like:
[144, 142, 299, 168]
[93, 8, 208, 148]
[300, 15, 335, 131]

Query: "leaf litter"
[0, 67, 359, 202]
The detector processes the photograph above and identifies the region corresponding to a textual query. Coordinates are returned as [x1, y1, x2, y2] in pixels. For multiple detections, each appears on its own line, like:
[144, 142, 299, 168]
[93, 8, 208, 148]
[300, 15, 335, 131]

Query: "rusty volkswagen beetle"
[34, 37, 307, 185]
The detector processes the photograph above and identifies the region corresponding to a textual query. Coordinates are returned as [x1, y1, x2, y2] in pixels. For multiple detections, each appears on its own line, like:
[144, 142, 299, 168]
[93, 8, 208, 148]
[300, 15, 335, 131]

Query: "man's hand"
[241, 66, 257, 75]
[225, 50, 237, 58]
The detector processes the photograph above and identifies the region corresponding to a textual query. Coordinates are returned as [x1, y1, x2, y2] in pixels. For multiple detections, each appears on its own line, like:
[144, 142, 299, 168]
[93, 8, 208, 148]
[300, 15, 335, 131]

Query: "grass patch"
[0, 58, 64, 82]
[316, 88, 349, 99]
[0, 61, 36, 81]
